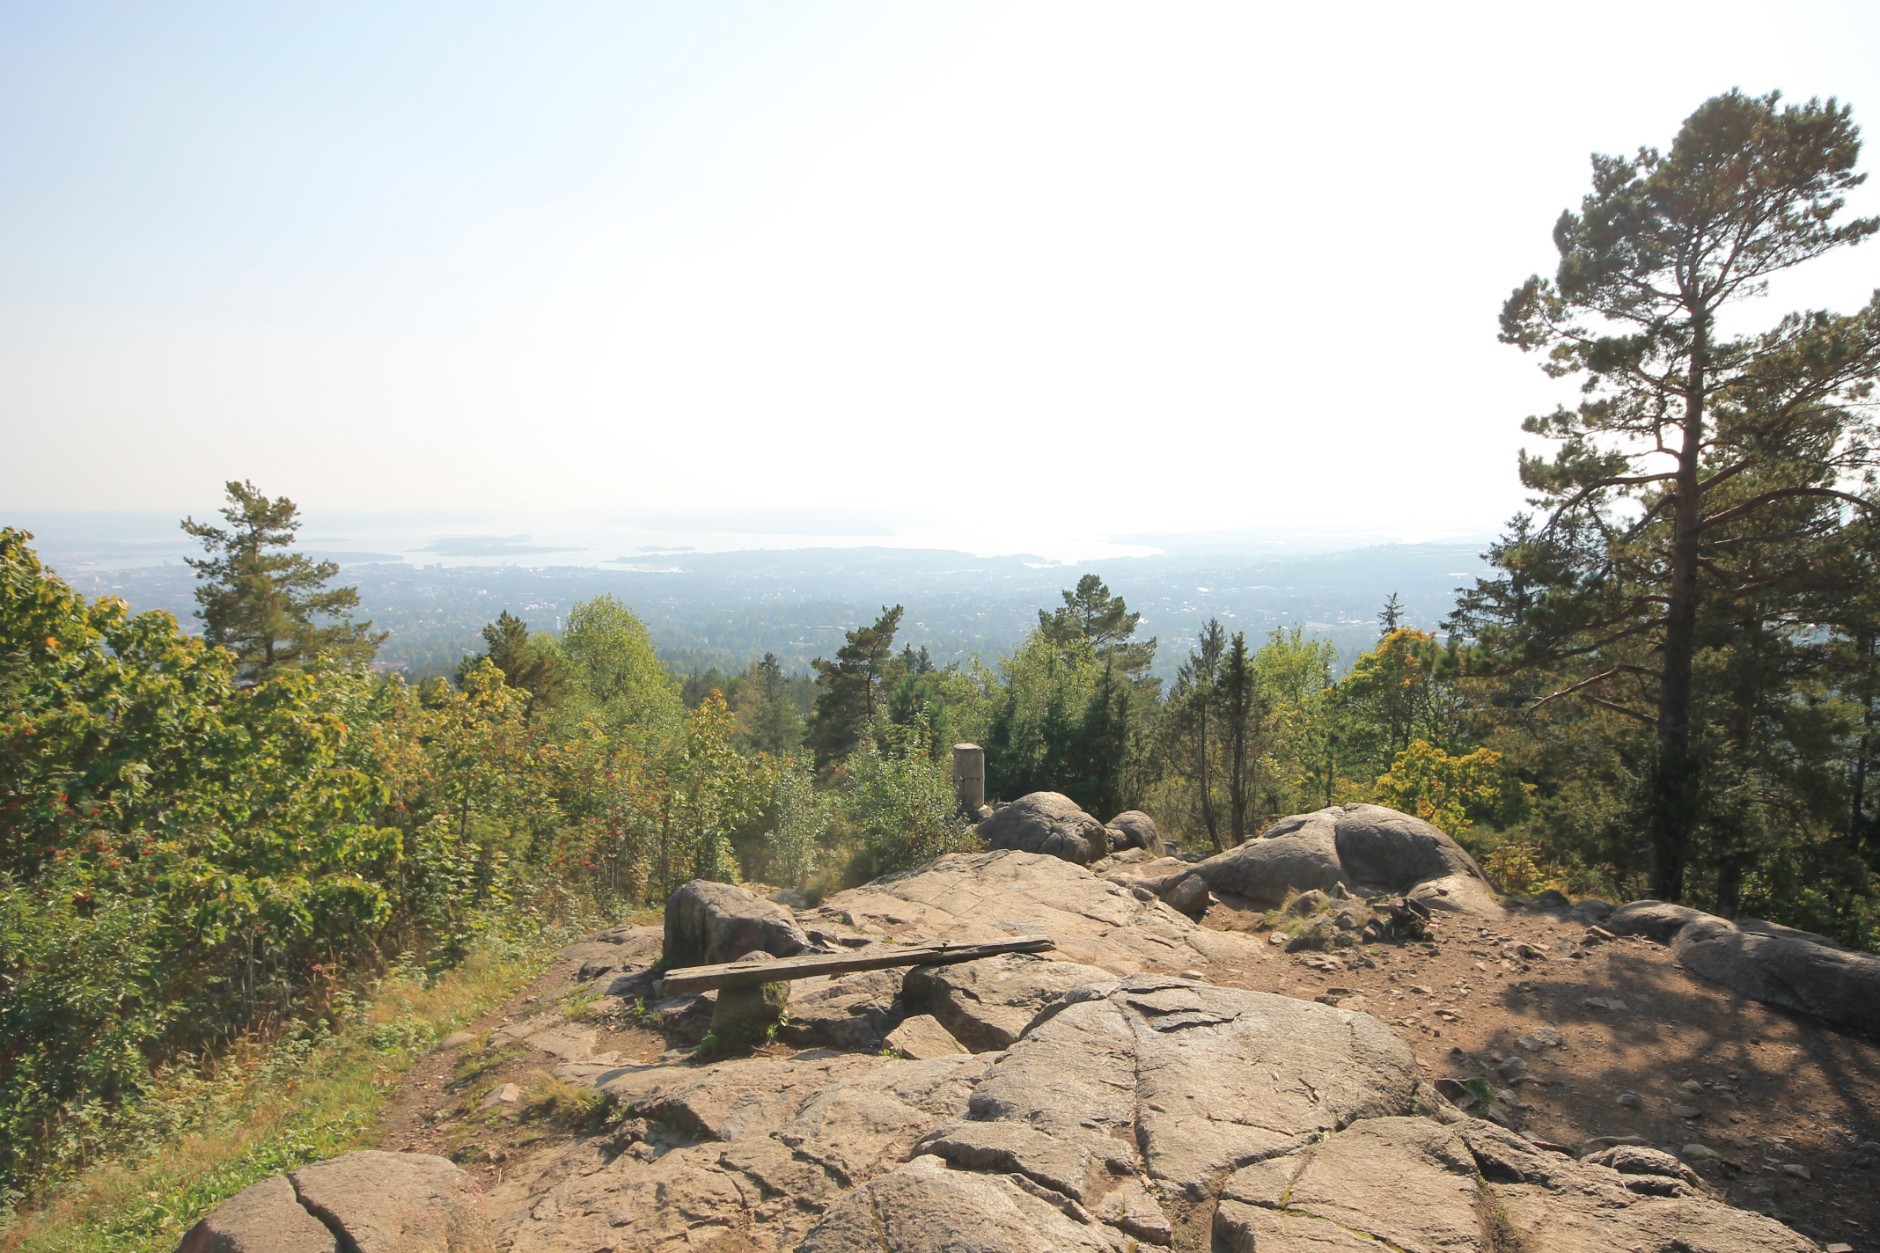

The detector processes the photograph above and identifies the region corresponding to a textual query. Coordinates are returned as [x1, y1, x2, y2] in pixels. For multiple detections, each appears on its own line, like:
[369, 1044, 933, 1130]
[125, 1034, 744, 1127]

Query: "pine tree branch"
[1582, 693, 1659, 726]
[1530, 666, 1652, 712]
[1548, 471, 1683, 522]
[1698, 486, 1874, 532]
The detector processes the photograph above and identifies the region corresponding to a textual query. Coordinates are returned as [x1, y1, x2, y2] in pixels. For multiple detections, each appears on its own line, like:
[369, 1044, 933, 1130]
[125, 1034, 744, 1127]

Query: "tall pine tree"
[1467, 90, 1880, 900]
[182, 481, 382, 681]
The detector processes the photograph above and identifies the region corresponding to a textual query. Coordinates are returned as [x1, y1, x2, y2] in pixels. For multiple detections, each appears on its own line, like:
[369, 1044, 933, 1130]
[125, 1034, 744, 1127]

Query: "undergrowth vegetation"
[0, 942, 548, 1252]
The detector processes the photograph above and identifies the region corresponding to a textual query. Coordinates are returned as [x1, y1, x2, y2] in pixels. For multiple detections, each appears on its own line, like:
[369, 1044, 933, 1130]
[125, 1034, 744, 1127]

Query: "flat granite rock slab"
[806, 851, 1262, 976]
[498, 1052, 991, 1253]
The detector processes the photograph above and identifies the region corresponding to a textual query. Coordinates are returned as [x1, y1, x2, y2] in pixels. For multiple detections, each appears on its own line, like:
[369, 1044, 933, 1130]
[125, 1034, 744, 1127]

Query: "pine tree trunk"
[1197, 697, 1219, 851]
[1852, 632, 1876, 856]
[1650, 325, 1708, 902]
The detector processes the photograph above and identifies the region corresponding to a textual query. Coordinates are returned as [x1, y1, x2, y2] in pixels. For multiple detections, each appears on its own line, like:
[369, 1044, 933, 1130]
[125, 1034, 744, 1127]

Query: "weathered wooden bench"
[660, 934, 1054, 995]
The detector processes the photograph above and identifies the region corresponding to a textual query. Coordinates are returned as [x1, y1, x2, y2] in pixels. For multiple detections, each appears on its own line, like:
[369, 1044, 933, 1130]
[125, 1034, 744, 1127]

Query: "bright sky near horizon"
[4, 3, 1878, 557]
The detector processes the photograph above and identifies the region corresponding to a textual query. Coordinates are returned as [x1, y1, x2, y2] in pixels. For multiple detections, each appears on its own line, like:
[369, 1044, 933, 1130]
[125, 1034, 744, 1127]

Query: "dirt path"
[370, 934, 670, 1193]
[1201, 901, 1880, 1249]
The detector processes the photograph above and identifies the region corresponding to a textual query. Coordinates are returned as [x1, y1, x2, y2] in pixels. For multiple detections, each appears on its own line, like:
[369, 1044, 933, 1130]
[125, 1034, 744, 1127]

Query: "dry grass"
[0, 947, 545, 1253]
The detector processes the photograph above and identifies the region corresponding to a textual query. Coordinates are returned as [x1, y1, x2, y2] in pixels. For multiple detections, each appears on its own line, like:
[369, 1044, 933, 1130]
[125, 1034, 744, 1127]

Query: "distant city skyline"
[5, 3, 1878, 551]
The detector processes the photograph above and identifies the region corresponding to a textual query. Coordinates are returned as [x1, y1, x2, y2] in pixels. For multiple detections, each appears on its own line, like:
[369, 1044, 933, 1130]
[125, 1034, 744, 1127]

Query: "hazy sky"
[4, 3, 1878, 555]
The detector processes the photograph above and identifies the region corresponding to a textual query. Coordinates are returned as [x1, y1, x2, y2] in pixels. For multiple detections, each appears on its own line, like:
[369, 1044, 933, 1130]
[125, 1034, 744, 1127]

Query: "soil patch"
[1197, 900, 1880, 1249]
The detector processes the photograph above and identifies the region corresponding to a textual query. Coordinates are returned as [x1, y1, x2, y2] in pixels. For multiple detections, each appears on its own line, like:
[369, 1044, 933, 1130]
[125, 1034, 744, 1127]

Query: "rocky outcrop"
[176, 1174, 338, 1253]
[799, 975, 1809, 1252]
[1155, 803, 1500, 916]
[798, 1153, 1131, 1252]
[902, 951, 1114, 1051]
[1607, 899, 1711, 942]
[1673, 915, 1880, 1037]
[775, 967, 906, 1050]
[202, 853, 1826, 1253]
[1606, 899, 1880, 1037]
[1463, 1117, 1814, 1252]
[503, 1051, 993, 1251]
[803, 849, 1257, 973]
[662, 878, 810, 968]
[884, 1013, 969, 1059]
[177, 1151, 493, 1253]
[977, 792, 1110, 864]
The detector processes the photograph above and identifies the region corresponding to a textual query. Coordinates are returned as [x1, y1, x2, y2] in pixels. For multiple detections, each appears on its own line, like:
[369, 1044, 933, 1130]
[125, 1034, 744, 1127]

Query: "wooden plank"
[659, 935, 1055, 994]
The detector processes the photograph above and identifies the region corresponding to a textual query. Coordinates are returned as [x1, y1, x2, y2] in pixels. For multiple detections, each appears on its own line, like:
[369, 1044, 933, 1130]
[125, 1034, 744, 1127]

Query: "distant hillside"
[35, 537, 1491, 680]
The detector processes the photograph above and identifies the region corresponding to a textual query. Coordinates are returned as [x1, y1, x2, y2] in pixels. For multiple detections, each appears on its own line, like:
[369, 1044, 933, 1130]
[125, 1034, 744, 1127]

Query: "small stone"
[1582, 925, 1616, 944]
[1778, 1162, 1812, 1180]
[1409, 984, 1432, 996]
[1432, 1077, 1476, 1108]
[1287, 889, 1330, 916]
[1682, 1143, 1722, 1162]
[1516, 942, 1545, 960]
[480, 1081, 523, 1109]
[1826, 1243, 1854, 1253]
[883, 1014, 968, 1060]
[1670, 1102, 1702, 1119]
[1678, 1079, 1705, 1094]
[1516, 1027, 1564, 1052]
[1617, 1091, 1642, 1108]
[1179, 969, 1205, 980]
[1584, 996, 1629, 1012]
[1497, 1056, 1529, 1080]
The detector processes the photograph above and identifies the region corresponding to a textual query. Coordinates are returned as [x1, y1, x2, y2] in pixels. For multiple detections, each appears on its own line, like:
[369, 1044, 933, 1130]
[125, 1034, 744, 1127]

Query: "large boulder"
[1607, 899, 1713, 942]
[1672, 914, 1880, 1037]
[178, 1151, 494, 1253]
[1602, 900, 1880, 1037]
[977, 792, 1110, 864]
[1103, 809, 1163, 854]
[661, 878, 809, 969]
[1172, 802, 1500, 915]
[176, 1174, 339, 1253]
